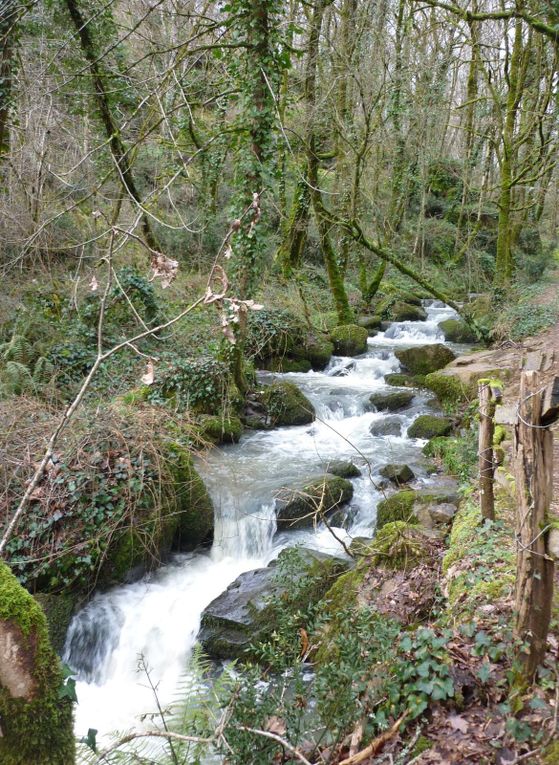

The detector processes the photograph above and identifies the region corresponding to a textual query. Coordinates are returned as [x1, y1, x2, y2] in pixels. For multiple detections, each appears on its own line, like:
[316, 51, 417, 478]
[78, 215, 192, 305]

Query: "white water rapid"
[64, 300, 464, 743]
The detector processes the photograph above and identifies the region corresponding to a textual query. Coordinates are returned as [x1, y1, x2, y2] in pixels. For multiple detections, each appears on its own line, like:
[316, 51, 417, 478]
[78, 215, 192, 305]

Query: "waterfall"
[64, 300, 462, 741]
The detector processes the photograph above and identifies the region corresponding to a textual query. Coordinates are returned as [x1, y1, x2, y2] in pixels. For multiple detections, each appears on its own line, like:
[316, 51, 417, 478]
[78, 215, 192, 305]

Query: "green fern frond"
[1, 360, 34, 395]
[33, 355, 54, 383]
[2, 333, 32, 364]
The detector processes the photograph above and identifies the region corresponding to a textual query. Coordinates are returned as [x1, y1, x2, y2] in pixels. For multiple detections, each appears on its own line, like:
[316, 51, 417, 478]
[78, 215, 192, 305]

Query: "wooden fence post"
[513, 370, 556, 680]
[478, 379, 501, 521]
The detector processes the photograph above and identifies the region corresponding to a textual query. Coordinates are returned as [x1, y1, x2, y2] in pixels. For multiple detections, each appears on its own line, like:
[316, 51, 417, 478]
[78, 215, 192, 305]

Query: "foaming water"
[65, 300, 461, 742]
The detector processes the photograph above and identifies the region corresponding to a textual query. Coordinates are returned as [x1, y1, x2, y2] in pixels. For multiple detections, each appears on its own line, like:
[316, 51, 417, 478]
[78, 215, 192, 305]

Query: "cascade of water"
[64, 301, 462, 741]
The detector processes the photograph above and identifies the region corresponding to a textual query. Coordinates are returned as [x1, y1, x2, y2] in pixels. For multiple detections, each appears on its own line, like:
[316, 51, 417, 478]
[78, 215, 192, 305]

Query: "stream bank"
[63, 299, 471, 744]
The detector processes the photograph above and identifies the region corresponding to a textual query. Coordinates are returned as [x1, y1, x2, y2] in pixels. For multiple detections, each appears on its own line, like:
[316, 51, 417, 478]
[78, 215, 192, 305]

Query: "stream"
[64, 300, 463, 743]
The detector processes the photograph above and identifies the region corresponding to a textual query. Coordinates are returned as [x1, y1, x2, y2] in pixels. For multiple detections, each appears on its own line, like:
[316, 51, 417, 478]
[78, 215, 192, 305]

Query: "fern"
[75, 646, 227, 765]
[1, 333, 32, 364]
[0, 360, 35, 395]
[33, 355, 54, 384]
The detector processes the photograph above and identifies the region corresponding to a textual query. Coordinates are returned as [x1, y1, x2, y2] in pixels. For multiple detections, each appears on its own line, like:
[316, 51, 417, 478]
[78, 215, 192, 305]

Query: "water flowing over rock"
[198, 549, 349, 660]
[63, 298, 469, 739]
[275, 475, 354, 528]
[368, 390, 415, 412]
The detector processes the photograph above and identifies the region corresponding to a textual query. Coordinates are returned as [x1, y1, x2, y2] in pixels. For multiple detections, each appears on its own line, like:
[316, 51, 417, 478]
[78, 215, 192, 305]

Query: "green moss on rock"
[168, 445, 214, 548]
[395, 344, 456, 376]
[0, 562, 75, 765]
[376, 491, 417, 529]
[390, 301, 427, 322]
[384, 373, 417, 387]
[199, 414, 243, 444]
[423, 371, 476, 406]
[323, 460, 361, 478]
[357, 315, 382, 334]
[264, 357, 312, 374]
[330, 324, 368, 356]
[261, 381, 315, 426]
[369, 390, 415, 412]
[408, 414, 453, 439]
[380, 463, 415, 485]
[377, 487, 459, 531]
[438, 319, 476, 343]
[276, 475, 354, 528]
[33, 593, 77, 655]
[291, 334, 334, 370]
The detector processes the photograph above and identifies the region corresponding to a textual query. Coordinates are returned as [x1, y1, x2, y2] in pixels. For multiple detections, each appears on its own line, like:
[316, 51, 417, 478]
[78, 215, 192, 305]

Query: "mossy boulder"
[390, 301, 427, 322]
[276, 475, 354, 528]
[169, 447, 215, 549]
[423, 371, 476, 406]
[384, 373, 416, 388]
[357, 315, 382, 334]
[260, 381, 315, 427]
[323, 460, 361, 478]
[198, 548, 349, 660]
[408, 414, 453, 439]
[98, 447, 214, 588]
[376, 487, 459, 531]
[395, 343, 456, 376]
[263, 357, 312, 373]
[380, 463, 415, 486]
[438, 319, 476, 344]
[368, 390, 415, 412]
[376, 490, 417, 528]
[0, 562, 75, 764]
[292, 334, 334, 370]
[330, 324, 368, 356]
[199, 414, 243, 444]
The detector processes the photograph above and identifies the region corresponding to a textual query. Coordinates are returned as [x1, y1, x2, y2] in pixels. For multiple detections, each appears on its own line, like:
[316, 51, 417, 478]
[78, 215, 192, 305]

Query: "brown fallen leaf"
[265, 716, 287, 737]
[448, 714, 469, 734]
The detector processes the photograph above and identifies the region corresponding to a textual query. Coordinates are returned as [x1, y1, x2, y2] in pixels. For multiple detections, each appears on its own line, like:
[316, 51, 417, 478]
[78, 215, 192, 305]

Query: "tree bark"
[63, 0, 160, 254]
[0, 0, 17, 159]
[514, 370, 555, 681]
[478, 380, 496, 521]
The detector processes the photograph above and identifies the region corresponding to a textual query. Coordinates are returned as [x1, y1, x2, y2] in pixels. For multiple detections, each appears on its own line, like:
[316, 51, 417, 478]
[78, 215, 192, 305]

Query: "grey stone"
[369, 417, 403, 437]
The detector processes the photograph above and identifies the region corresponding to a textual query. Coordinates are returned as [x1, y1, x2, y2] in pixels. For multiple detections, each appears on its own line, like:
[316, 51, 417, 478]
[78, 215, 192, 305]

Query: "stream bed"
[64, 300, 464, 742]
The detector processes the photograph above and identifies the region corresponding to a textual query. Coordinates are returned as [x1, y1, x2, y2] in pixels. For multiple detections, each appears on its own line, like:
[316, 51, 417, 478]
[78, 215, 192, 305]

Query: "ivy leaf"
[478, 661, 492, 683]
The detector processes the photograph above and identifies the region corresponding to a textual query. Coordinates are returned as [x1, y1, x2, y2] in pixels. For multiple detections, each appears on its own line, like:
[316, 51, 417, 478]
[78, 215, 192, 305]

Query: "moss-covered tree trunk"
[0, 562, 75, 764]
[277, 172, 311, 277]
[0, 0, 17, 159]
[227, 0, 280, 393]
[63, 0, 160, 254]
[494, 19, 524, 286]
[306, 0, 352, 325]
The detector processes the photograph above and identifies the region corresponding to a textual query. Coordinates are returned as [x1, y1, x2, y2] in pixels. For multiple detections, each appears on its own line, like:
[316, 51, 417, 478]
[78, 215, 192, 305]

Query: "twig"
[236, 725, 313, 765]
[93, 731, 214, 764]
[338, 714, 407, 765]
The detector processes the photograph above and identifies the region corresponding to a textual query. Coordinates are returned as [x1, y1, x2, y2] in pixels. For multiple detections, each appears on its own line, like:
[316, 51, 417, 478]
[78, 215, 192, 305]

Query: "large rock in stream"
[259, 381, 315, 427]
[395, 343, 456, 376]
[368, 390, 415, 412]
[198, 548, 349, 660]
[330, 324, 368, 356]
[275, 475, 354, 528]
